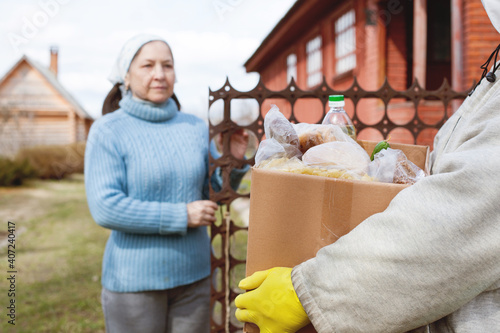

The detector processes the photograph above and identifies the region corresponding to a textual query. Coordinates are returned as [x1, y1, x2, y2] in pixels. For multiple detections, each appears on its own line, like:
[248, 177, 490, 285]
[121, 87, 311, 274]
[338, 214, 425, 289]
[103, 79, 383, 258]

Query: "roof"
[0, 55, 93, 120]
[244, 0, 341, 73]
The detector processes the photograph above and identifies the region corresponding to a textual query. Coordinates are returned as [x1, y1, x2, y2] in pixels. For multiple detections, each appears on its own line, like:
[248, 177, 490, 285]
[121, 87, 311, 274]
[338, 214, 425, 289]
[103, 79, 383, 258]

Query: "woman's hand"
[186, 200, 218, 228]
[218, 129, 249, 160]
[230, 129, 249, 160]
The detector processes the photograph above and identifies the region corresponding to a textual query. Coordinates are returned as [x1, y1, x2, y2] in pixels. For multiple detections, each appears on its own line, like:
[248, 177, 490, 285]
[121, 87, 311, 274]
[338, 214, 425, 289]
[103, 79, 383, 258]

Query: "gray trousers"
[101, 277, 210, 333]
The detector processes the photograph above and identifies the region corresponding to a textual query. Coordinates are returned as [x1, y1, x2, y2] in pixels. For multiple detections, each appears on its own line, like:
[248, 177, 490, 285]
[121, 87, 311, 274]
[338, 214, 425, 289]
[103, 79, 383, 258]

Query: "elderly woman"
[235, 1, 500, 332]
[85, 34, 248, 333]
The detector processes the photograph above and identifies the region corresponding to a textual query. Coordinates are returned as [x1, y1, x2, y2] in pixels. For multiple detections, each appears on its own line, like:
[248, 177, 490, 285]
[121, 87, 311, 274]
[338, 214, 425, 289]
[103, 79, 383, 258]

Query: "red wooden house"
[244, 0, 499, 144]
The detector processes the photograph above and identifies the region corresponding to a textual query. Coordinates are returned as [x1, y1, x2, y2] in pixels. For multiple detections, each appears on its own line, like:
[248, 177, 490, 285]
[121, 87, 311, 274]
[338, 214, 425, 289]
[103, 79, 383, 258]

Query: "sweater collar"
[120, 93, 178, 122]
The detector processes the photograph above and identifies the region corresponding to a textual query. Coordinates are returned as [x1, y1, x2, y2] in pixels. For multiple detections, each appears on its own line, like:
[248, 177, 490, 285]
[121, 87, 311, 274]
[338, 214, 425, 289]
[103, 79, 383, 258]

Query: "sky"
[0, 0, 297, 120]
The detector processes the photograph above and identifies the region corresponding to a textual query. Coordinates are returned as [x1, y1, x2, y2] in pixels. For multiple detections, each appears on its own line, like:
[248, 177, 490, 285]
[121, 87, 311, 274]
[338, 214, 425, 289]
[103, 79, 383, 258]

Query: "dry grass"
[0, 174, 249, 332]
[0, 174, 108, 332]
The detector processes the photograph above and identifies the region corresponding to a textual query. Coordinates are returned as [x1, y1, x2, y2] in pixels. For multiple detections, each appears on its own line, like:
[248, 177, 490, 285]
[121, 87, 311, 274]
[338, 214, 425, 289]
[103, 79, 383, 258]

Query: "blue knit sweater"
[85, 94, 246, 292]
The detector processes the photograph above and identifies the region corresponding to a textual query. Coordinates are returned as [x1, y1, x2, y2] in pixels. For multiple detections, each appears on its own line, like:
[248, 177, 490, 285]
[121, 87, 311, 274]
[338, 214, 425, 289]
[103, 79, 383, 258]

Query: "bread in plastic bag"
[293, 123, 353, 154]
[302, 141, 371, 176]
[367, 148, 426, 184]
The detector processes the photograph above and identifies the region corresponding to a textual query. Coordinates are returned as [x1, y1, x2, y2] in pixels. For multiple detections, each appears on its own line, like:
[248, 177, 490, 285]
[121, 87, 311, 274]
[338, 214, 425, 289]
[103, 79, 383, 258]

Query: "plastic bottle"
[322, 95, 356, 140]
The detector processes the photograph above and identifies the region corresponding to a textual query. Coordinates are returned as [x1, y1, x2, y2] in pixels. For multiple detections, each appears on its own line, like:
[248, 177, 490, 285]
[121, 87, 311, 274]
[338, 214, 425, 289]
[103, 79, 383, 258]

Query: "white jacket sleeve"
[292, 80, 500, 332]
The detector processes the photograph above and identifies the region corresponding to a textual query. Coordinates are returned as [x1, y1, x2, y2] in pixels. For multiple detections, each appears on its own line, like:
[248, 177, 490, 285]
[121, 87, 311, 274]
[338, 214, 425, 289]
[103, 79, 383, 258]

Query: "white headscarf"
[482, 0, 500, 34]
[108, 33, 169, 89]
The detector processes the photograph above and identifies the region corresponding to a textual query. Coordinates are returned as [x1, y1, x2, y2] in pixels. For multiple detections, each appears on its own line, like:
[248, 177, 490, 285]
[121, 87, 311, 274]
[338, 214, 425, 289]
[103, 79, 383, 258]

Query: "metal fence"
[208, 77, 470, 332]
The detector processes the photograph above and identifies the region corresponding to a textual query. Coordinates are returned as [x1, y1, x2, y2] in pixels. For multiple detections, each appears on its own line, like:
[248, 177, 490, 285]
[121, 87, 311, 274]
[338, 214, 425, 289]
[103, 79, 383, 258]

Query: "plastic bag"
[256, 104, 374, 181]
[367, 148, 426, 184]
[264, 105, 299, 147]
[302, 141, 371, 176]
[255, 105, 302, 166]
[255, 138, 302, 167]
[293, 123, 354, 154]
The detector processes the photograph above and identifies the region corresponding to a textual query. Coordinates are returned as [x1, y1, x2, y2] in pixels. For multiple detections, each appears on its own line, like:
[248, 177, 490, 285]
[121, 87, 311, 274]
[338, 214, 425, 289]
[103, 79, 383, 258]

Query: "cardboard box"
[243, 141, 429, 333]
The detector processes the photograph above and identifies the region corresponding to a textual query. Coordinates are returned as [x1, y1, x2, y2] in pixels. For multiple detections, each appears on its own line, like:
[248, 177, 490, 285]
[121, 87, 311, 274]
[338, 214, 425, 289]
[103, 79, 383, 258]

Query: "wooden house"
[0, 47, 93, 157]
[244, 0, 499, 144]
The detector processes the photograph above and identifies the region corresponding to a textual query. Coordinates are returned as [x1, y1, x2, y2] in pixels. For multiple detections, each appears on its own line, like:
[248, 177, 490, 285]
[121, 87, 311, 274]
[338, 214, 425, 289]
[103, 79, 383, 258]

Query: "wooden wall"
[0, 60, 89, 157]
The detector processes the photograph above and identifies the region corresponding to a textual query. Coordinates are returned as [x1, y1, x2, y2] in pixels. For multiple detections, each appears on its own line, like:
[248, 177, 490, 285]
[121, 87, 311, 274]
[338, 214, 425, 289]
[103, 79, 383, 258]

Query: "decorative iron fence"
[208, 77, 470, 333]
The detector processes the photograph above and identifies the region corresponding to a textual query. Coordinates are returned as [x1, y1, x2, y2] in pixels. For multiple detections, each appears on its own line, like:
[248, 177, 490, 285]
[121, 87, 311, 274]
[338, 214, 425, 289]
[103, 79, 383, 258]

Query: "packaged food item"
[370, 139, 391, 161]
[367, 148, 427, 185]
[254, 138, 302, 167]
[255, 105, 426, 185]
[259, 156, 373, 180]
[302, 141, 371, 176]
[254, 105, 302, 167]
[293, 123, 352, 154]
[264, 105, 299, 147]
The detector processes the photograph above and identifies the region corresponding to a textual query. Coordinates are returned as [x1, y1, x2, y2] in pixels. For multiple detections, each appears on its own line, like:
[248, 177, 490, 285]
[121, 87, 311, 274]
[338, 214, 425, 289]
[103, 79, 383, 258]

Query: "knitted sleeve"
[84, 124, 188, 235]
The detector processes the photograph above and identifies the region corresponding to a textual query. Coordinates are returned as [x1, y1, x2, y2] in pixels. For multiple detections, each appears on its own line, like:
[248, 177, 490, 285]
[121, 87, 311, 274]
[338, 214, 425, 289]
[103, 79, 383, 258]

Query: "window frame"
[306, 35, 323, 88]
[334, 8, 357, 76]
[286, 53, 297, 83]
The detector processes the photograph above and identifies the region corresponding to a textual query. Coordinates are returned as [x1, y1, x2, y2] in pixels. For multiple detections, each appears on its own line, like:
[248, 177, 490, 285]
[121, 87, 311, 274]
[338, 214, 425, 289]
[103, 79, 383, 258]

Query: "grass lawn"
[0, 174, 249, 332]
[0, 174, 108, 333]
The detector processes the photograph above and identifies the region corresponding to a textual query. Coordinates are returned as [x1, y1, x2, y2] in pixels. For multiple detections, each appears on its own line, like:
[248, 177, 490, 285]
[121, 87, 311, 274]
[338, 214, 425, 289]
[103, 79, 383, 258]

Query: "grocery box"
[243, 140, 429, 333]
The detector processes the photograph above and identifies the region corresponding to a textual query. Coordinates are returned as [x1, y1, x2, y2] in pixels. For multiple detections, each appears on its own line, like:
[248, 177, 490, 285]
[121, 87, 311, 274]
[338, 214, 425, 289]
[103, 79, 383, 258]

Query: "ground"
[0, 174, 249, 332]
[0, 175, 107, 333]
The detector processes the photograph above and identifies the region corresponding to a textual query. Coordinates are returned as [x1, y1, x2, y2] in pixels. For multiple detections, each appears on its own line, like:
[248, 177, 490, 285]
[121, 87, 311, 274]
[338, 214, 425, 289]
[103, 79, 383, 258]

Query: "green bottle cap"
[329, 95, 344, 102]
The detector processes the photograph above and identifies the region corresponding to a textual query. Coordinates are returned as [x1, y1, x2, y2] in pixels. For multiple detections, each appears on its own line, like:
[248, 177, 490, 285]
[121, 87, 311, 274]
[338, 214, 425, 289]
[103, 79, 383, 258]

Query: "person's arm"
[292, 98, 500, 332]
[204, 131, 250, 199]
[84, 125, 188, 235]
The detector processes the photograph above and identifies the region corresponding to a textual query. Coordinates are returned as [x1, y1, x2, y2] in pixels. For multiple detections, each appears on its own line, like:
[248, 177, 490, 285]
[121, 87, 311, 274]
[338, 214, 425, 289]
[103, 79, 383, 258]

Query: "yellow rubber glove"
[235, 267, 311, 333]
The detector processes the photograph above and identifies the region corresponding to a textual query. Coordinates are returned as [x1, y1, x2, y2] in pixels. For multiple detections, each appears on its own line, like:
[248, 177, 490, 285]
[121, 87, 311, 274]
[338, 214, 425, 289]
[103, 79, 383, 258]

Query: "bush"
[0, 157, 37, 186]
[16, 142, 86, 179]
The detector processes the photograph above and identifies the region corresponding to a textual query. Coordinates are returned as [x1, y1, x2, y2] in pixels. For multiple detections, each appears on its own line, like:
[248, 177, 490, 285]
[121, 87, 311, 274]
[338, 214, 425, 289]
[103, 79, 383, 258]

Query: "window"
[287, 53, 297, 83]
[306, 36, 322, 87]
[426, 0, 451, 90]
[335, 9, 356, 75]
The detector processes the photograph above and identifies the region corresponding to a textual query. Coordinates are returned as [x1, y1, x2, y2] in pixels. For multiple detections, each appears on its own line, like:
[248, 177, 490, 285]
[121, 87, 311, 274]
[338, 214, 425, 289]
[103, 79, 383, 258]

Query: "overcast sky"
[0, 0, 297, 120]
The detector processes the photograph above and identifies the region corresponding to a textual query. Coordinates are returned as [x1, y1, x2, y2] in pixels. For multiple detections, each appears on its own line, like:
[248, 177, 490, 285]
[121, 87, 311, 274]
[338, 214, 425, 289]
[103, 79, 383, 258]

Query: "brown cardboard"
[243, 141, 429, 333]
